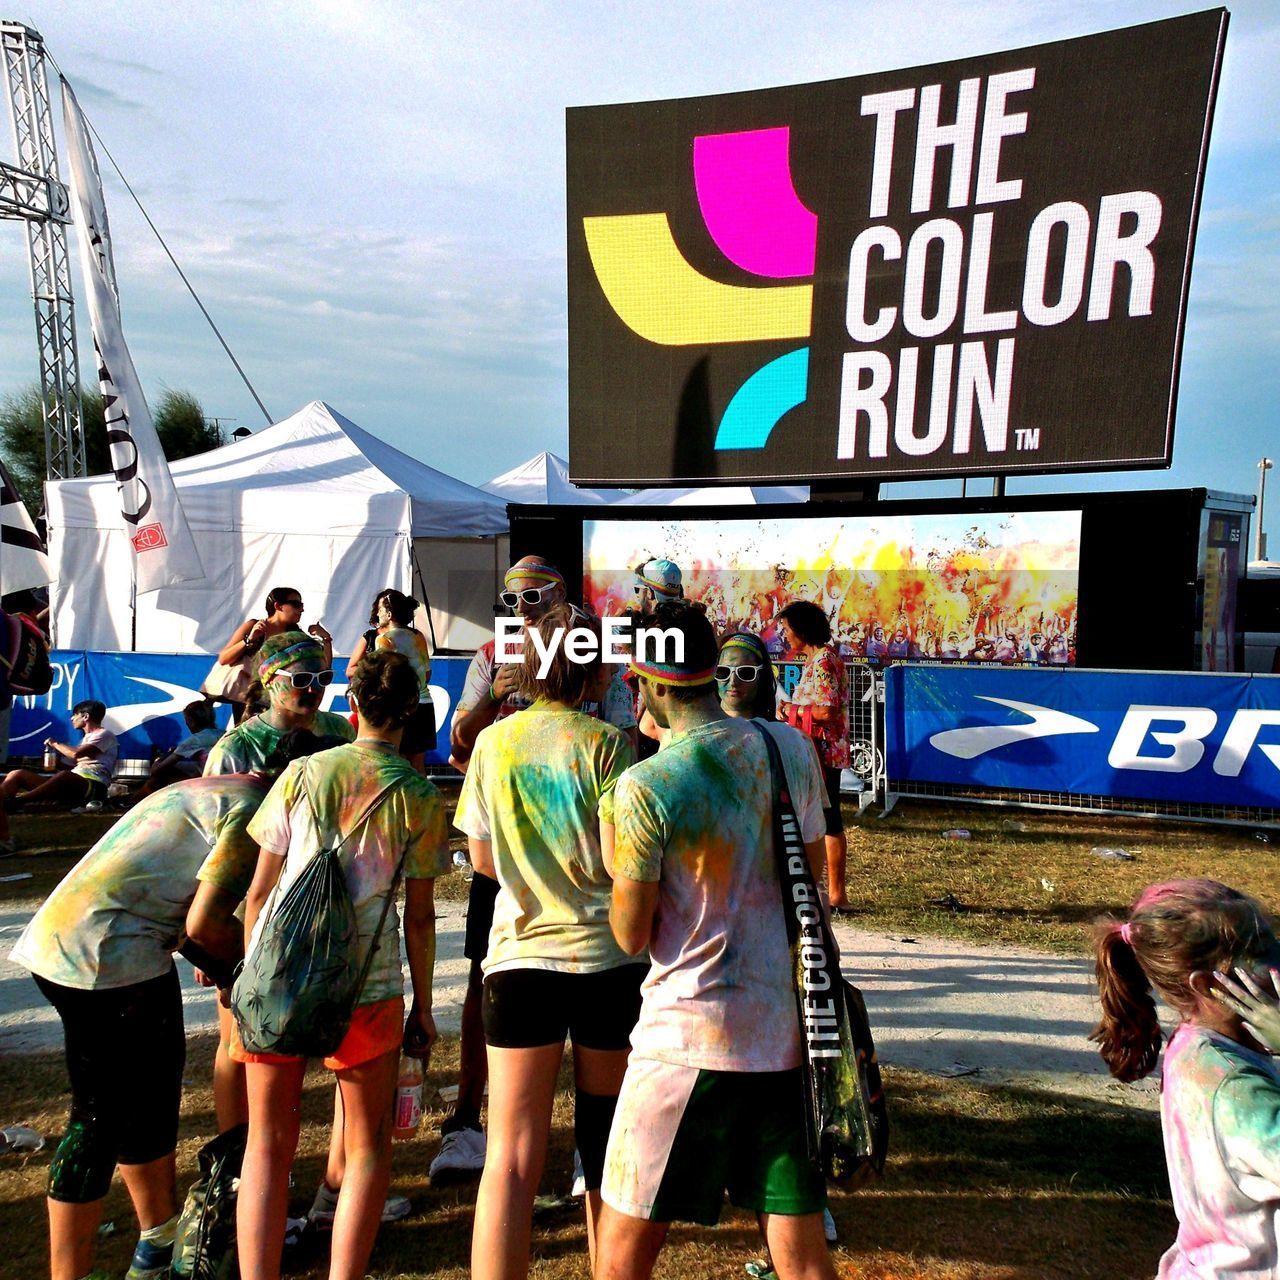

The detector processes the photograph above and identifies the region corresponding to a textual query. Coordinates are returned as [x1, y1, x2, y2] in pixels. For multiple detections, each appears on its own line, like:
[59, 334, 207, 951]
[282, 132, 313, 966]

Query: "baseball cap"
[636, 558, 683, 597]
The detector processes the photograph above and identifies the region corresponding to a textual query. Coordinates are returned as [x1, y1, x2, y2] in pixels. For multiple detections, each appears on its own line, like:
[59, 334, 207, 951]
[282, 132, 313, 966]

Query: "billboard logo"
[583, 126, 815, 451]
[131, 522, 168, 553]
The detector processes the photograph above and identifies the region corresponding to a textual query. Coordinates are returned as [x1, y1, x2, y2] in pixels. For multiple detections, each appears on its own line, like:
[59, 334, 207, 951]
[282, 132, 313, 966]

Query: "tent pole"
[410, 538, 439, 653]
[130, 566, 137, 652]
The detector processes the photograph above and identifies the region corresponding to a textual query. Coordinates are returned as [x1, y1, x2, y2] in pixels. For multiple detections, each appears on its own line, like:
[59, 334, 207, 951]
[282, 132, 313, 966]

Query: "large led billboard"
[568, 11, 1226, 487]
[583, 509, 1081, 665]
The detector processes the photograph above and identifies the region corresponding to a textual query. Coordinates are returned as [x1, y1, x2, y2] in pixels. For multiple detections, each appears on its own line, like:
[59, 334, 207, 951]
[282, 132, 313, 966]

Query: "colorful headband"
[505, 562, 564, 588]
[629, 657, 717, 687]
[1119, 922, 1134, 945]
[719, 634, 771, 663]
[635, 572, 681, 597]
[258, 639, 324, 684]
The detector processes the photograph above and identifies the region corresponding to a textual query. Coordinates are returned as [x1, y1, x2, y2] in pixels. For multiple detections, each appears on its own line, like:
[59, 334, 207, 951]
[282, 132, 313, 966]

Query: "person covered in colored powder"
[8, 732, 327, 1280]
[435, 555, 635, 1183]
[347, 588, 436, 767]
[455, 604, 643, 1279]
[1092, 879, 1280, 1278]
[203, 631, 354, 777]
[0, 698, 119, 853]
[596, 601, 835, 1280]
[234, 652, 451, 1280]
[775, 600, 851, 912]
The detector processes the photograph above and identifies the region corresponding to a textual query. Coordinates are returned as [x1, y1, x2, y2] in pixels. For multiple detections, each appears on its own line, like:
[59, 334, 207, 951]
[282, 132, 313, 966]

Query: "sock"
[139, 1214, 178, 1248]
[441, 1107, 481, 1135]
[310, 1180, 339, 1214]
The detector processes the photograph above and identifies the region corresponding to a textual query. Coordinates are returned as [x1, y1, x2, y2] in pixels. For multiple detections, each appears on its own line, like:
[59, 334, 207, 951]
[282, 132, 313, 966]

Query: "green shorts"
[601, 1057, 826, 1225]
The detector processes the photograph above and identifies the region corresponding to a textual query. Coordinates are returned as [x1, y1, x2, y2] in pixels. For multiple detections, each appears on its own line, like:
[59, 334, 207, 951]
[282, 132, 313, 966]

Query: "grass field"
[1, 794, 1272, 1277]
[0, 1032, 1175, 1280]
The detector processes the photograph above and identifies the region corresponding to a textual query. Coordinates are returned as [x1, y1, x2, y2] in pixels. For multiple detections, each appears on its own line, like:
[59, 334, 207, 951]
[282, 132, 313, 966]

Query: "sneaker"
[125, 1236, 173, 1280]
[428, 1125, 486, 1181]
[570, 1148, 586, 1199]
[744, 1260, 777, 1280]
[307, 1193, 411, 1232]
[107, 781, 130, 798]
[823, 1206, 837, 1243]
[0, 840, 16, 858]
[71, 801, 104, 814]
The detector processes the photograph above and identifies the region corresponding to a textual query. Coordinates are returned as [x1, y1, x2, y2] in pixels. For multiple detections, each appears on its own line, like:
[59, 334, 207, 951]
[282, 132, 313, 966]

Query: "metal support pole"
[1, 22, 85, 485]
[1257, 458, 1273, 562]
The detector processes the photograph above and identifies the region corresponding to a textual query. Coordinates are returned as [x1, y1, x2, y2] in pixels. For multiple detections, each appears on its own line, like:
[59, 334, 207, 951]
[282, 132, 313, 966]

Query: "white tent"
[46, 401, 509, 654]
[613, 483, 809, 506]
[484, 452, 617, 505]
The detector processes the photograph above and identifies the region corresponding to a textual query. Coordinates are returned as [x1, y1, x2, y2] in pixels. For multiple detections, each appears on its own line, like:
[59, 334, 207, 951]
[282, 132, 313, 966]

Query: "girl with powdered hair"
[1092, 879, 1280, 1278]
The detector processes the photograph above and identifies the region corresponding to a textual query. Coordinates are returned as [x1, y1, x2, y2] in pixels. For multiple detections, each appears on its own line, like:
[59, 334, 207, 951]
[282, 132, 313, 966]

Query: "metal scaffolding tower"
[0, 21, 86, 483]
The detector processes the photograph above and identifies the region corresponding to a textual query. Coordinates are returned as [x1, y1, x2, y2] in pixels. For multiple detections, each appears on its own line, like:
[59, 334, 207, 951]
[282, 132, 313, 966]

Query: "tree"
[0, 383, 224, 514]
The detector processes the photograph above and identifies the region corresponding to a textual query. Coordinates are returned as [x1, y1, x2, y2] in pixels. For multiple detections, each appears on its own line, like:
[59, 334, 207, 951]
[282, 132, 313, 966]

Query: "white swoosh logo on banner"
[104, 677, 206, 734]
[929, 697, 1099, 760]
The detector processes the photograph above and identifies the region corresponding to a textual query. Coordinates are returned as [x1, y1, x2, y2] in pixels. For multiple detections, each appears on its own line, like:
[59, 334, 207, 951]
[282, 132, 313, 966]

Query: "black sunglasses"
[278, 597, 303, 608]
[272, 669, 334, 689]
[714, 664, 763, 683]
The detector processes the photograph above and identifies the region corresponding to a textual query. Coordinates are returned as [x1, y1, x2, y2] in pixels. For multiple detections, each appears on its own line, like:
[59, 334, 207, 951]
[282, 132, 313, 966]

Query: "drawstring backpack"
[231, 762, 405, 1058]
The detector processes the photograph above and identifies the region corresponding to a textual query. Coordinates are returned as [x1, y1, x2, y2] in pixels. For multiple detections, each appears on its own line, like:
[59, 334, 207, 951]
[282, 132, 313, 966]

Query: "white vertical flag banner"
[60, 79, 204, 594]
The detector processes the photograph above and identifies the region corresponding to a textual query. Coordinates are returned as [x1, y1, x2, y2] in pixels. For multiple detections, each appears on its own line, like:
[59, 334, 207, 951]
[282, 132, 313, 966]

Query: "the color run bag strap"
[301, 757, 411, 1002]
[752, 720, 877, 1183]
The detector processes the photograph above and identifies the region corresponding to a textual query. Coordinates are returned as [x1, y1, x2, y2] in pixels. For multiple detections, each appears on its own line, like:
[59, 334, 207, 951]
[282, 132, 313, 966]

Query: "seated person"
[130, 700, 224, 804]
[0, 699, 119, 853]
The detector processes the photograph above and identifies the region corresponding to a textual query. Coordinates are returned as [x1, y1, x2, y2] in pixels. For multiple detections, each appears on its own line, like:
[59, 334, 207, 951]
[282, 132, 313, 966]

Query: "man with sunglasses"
[203, 631, 354, 778]
[435, 556, 635, 1184]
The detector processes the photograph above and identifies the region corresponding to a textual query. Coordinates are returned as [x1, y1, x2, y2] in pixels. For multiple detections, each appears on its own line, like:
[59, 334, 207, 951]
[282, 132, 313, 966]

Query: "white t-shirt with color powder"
[454, 699, 635, 976]
[604, 716, 826, 1073]
[73, 726, 118, 787]
[1158, 1022, 1280, 1279]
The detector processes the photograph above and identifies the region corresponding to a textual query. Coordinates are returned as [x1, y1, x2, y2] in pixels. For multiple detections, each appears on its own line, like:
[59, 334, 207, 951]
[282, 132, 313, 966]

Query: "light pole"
[1258, 457, 1274, 562]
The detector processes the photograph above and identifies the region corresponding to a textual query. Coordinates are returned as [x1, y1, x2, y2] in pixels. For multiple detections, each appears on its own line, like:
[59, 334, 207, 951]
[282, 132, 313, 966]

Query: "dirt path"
[0, 892, 1157, 1108]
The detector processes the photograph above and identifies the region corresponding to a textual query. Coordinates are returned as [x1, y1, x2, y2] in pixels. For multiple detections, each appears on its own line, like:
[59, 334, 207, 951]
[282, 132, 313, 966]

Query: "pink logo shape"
[693, 127, 818, 280]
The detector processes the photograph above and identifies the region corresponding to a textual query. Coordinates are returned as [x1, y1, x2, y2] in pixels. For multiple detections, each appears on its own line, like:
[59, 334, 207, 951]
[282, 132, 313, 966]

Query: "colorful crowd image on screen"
[583, 509, 1081, 665]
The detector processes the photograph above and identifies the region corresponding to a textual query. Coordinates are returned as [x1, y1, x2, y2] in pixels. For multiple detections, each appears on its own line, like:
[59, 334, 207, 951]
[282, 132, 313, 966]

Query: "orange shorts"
[230, 996, 405, 1071]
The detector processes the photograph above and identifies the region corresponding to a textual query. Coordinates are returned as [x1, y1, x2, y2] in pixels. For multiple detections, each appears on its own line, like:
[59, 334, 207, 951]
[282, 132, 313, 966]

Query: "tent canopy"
[484, 452, 616, 505]
[613, 483, 810, 506]
[47, 401, 508, 653]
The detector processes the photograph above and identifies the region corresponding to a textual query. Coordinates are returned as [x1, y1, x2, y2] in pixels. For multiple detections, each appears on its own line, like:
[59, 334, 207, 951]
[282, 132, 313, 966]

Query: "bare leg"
[593, 1204, 668, 1280]
[118, 1150, 178, 1228]
[470, 1043, 562, 1280]
[825, 831, 849, 908]
[323, 1083, 346, 1192]
[328, 1049, 399, 1280]
[0, 767, 44, 841]
[759, 1212, 836, 1280]
[47, 1199, 102, 1280]
[573, 1043, 630, 1273]
[237, 1059, 306, 1280]
[214, 1001, 248, 1132]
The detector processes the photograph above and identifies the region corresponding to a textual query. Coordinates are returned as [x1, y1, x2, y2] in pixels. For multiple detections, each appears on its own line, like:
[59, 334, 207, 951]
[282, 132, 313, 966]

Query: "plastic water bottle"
[392, 1055, 423, 1140]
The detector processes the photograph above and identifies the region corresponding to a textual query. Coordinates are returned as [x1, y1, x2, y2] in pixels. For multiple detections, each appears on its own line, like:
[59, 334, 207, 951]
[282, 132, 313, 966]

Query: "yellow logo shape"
[583, 213, 812, 346]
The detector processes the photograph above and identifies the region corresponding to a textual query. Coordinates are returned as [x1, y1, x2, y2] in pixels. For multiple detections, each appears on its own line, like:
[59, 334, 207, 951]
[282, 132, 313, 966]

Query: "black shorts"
[482, 964, 648, 1050]
[463, 871, 500, 962]
[400, 701, 437, 756]
[34, 965, 185, 1168]
[822, 766, 844, 837]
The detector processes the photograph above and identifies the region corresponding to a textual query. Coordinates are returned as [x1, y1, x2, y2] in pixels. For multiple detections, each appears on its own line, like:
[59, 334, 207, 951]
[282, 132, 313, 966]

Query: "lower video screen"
[583, 509, 1082, 665]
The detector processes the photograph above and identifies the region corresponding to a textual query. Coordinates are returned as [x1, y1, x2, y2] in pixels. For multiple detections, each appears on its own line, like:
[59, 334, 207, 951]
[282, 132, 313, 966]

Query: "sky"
[2, 1, 1277, 548]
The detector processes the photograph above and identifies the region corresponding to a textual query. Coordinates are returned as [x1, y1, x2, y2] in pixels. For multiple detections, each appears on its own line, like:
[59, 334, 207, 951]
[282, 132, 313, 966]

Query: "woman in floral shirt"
[776, 600, 851, 910]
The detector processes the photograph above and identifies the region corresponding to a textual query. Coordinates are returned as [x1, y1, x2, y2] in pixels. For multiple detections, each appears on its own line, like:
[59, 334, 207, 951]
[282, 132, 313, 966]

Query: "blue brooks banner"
[9, 651, 473, 765]
[884, 665, 1280, 811]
